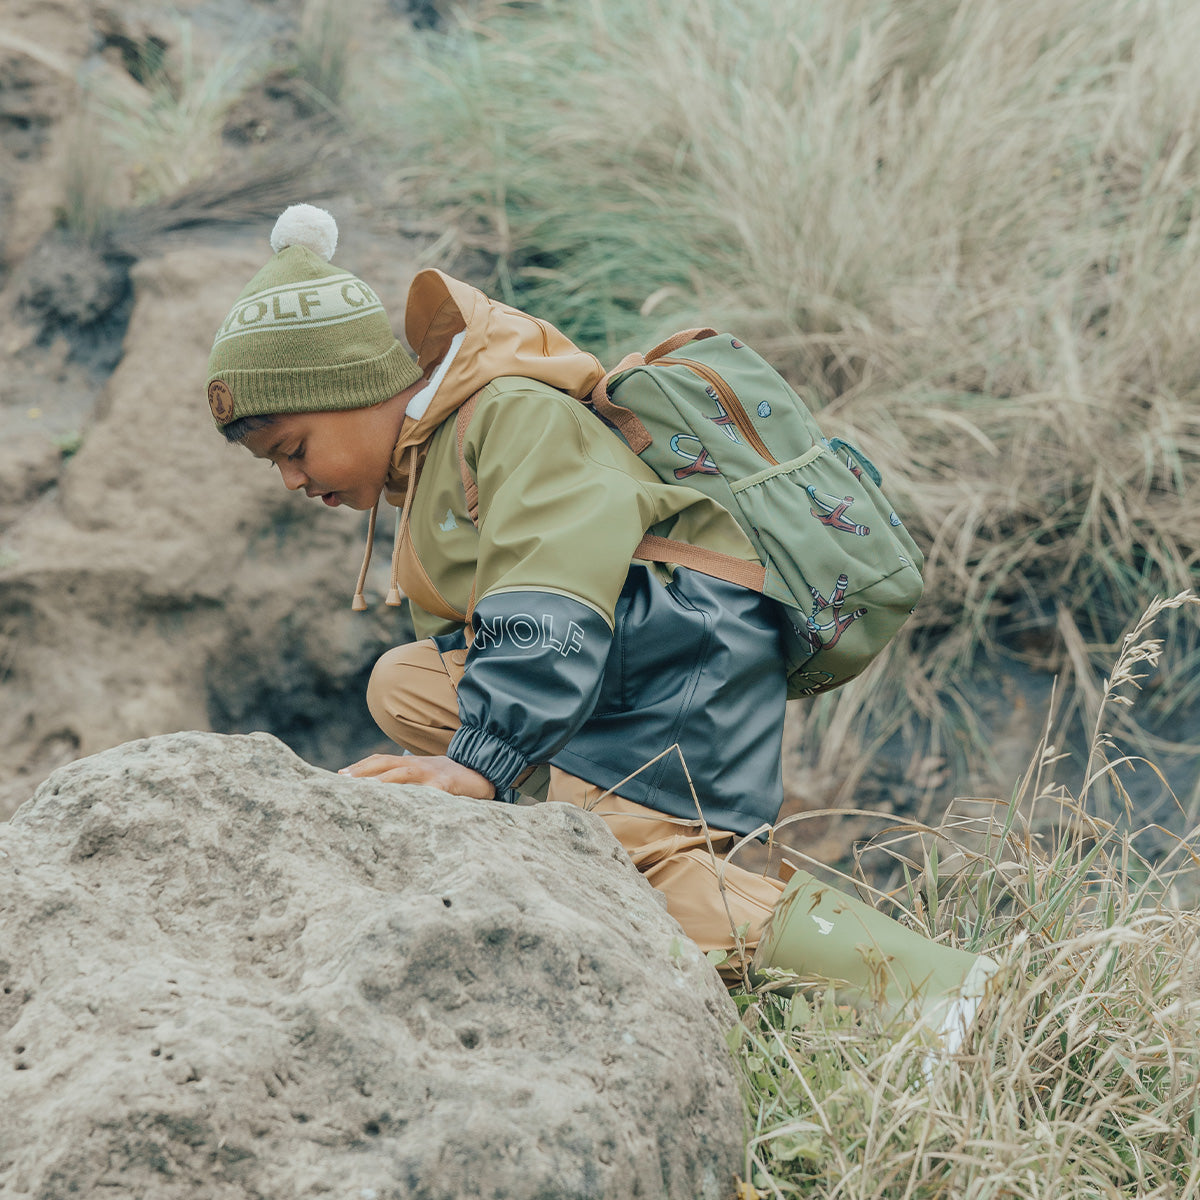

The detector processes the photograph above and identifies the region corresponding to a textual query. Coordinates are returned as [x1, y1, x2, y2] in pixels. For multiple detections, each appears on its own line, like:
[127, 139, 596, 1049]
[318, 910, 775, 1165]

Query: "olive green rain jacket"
[372, 271, 787, 836]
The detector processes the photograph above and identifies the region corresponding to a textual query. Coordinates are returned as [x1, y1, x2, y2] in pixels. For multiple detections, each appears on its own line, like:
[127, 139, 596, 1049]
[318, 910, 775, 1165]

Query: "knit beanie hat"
[205, 204, 423, 427]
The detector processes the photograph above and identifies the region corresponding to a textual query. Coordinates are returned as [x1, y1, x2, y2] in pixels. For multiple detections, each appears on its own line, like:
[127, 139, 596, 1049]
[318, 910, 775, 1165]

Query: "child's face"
[241, 403, 402, 511]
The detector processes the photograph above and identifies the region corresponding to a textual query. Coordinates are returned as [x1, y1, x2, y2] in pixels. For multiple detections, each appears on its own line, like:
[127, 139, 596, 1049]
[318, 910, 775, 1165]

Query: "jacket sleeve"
[443, 383, 661, 791]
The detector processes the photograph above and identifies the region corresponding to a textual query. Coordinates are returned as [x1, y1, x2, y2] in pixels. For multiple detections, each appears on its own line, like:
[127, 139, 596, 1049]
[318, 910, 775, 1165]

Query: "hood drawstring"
[385, 505, 404, 607]
[351, 500, 378, 612]
[351, 442, 421, 611]
[387, 443, 420, 606]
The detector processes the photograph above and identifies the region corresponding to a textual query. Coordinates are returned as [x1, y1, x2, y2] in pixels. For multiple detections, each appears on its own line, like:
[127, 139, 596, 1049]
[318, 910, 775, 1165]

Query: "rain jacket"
[372, 271, 786, 837]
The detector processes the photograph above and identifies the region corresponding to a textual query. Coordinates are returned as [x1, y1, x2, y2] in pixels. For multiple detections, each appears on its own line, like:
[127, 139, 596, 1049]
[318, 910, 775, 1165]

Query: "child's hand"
[339, 754, 496, 800]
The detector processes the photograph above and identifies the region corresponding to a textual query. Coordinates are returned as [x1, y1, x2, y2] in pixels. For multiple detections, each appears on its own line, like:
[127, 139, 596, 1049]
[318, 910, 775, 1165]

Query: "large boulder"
[0, 731, 744, 1200]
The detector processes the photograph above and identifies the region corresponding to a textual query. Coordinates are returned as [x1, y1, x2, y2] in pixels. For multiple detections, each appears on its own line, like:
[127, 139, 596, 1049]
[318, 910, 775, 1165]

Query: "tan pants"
[367, 640, 786, 966]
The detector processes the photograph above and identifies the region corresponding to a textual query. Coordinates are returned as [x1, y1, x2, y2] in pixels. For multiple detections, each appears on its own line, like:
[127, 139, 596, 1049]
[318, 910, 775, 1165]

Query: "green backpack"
[586, 328, 924, 698]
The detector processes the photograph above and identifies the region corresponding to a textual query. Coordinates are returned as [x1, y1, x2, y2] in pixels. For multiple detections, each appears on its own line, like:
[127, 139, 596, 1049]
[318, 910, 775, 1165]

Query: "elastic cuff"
[447, 725, 530, 795]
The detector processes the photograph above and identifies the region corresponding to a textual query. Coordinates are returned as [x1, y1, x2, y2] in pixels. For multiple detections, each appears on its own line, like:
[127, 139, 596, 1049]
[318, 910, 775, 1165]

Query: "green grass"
[59, 106, 116, 244]
[96, 21, 258, 204]
[292, 0, 356, 115]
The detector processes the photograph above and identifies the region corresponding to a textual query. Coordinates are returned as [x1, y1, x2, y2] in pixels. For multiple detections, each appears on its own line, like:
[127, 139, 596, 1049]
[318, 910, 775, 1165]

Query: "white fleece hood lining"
[406, 330, 466, 423]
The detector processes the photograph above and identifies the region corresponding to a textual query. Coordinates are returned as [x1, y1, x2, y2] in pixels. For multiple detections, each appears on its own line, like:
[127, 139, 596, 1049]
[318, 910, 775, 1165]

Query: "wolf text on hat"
[204, 204, 422, 427]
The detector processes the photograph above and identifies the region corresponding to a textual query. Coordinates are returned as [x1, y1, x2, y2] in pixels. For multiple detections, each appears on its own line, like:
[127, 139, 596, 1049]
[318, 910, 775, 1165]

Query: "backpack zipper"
[655, 356, 778, 465]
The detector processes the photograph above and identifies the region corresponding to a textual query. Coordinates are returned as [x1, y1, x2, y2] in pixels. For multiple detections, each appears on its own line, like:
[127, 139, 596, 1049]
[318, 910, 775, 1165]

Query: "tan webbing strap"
[633, 534, 766, 593]
[643, 327, 717, 363]
[455, 394, 484, 635]
[589, 351, 652, 453]
[587, 329, 719, 453]
[456, 392, 482, 525]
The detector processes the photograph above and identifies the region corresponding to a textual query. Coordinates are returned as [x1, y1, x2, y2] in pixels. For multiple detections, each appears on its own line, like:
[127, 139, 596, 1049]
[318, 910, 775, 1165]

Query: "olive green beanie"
[205, 204, 423, 427]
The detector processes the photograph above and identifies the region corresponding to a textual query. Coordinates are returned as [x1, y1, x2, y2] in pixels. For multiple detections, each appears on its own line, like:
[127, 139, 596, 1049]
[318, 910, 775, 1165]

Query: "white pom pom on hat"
[270, 203, 338, 260]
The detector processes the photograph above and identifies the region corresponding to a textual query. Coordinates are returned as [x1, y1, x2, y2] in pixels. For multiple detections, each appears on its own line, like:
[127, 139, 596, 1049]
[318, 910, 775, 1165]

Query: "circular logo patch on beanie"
[208, 380, 234, 423]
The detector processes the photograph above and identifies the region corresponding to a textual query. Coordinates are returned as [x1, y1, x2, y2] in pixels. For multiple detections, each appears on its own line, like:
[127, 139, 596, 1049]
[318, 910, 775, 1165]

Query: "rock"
[15, 229, 132, 342]
[0, 241, 420, 820]
[0, 731, 744, 1200]
[0, 430, 63, 529]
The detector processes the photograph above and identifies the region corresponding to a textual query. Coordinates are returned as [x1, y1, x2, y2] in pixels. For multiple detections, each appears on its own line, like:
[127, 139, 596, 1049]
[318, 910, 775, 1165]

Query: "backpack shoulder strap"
[458, 330, 717, 512]
[456, 391, 482, 524]
[587, 328, 718, 453]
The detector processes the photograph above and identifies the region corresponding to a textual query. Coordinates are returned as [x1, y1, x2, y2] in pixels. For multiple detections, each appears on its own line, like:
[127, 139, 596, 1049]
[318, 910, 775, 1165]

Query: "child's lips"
[305, 486, 342, 507]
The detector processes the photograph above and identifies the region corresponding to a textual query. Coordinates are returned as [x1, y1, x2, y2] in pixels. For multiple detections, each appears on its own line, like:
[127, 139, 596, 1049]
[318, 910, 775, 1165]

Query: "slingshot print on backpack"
[833, 446, 864, 481]
[707, 398, 743, 444]
[670, 433, 721, 479]
[801, 571, 868, 653]
[805, 486, 870, 536]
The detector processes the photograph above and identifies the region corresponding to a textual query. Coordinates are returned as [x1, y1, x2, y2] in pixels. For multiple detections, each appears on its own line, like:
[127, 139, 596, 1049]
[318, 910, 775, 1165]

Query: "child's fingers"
[340, 754, 495, 801]
[339, 753, 405, 777]
[360, 759, 426, 784]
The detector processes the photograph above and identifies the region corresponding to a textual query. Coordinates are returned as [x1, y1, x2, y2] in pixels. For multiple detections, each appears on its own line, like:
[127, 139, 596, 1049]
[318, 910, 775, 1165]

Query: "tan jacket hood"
[384, 270, 605, 503]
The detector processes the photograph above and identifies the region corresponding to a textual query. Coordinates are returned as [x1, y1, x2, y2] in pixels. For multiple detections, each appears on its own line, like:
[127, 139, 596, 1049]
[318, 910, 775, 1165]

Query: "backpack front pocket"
[731, 446, 923, 696]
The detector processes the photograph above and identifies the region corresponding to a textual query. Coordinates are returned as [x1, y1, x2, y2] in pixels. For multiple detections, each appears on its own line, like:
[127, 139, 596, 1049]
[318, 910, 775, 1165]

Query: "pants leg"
[546, 769, 784, 964]
[366, 639, 467, 756]
[368, 645, 995, 1030]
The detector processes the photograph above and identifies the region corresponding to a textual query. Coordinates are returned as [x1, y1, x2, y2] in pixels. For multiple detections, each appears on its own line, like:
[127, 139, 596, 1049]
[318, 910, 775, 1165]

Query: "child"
[207, 205, 995, 1042]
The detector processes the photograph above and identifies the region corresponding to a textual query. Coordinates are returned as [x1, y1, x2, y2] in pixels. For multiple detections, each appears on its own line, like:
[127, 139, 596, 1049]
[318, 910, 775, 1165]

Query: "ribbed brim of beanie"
[206, 238, 422, 426]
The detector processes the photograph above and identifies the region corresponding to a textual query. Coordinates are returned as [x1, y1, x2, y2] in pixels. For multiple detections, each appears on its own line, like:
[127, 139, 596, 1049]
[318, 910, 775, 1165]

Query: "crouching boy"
[206, 205, 995, 1045]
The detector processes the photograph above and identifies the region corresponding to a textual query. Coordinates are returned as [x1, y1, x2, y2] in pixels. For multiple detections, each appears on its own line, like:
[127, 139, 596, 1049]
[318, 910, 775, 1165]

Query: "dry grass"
[58, 19, 260, 234]
[733, 593, 1200, 1197]
[59, 105, 117, 244]
[293, 0, 356, 114]
[364, 0, 1200, 808]
[94, 22, 257, 204]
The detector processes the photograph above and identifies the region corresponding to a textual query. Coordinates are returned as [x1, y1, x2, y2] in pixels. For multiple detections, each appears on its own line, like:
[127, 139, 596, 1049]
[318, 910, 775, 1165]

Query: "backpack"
[457, 327, 924, 698]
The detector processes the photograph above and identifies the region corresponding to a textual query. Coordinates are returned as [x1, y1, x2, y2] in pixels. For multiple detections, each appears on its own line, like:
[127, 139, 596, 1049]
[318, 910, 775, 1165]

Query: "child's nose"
[279, 462, 307, 490]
